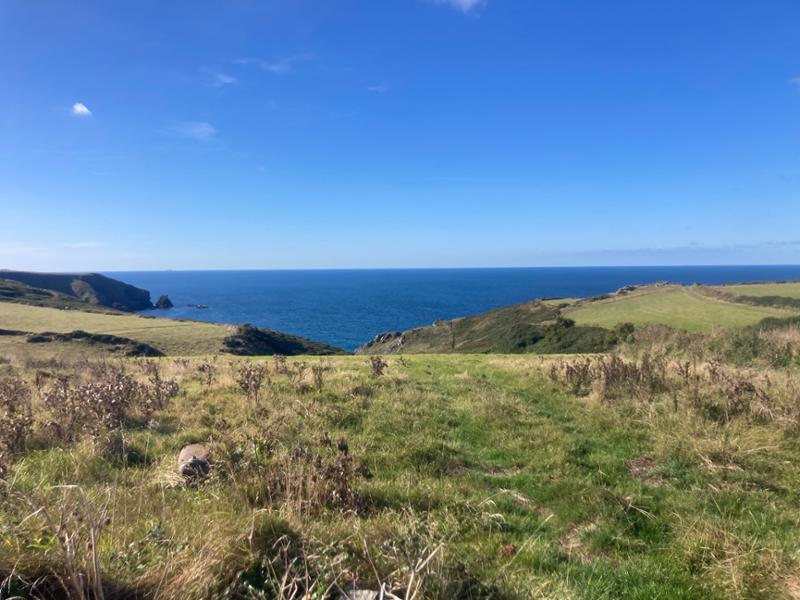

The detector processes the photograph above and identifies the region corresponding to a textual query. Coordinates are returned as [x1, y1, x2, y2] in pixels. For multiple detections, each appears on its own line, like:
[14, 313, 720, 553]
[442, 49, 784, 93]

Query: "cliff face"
[0, 271, 153, 311]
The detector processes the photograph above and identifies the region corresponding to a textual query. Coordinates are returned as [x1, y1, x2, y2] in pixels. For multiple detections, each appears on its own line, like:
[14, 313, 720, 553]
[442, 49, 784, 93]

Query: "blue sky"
[1, 0, 799, 270]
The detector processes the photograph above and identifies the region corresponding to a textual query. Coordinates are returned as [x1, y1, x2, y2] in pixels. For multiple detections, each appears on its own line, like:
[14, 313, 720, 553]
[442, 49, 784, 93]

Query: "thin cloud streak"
[211, 71, 238, 87]
[173, 121, 217, 141]
[367, 81, 391, 93]
[233, 54, 314, 75]
[431, 0, 484, 13]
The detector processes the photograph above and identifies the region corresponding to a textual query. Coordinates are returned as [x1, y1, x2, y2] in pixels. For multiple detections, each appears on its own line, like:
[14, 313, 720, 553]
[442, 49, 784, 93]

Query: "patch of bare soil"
[560, 521, 599, 562]
[626, 456, 668, 487]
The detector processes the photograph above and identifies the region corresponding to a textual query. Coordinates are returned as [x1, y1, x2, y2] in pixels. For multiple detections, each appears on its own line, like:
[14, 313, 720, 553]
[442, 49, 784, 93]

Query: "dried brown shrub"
[369, 356, 388, 378]
[0, 377, 33, 456]
[236, 363, 270, 406]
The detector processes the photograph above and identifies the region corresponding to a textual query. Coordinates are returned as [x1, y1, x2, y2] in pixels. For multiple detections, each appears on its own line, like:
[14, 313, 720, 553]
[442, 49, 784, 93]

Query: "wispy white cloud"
[367, 81, 391, 93]
[790, 77, 800, 89]
[234, 54, 314, 75]
[431, 0, 484, 13]
[71, 102, 92, 117]
[211, 71, 238, 87]
[174, 121, 217, 141]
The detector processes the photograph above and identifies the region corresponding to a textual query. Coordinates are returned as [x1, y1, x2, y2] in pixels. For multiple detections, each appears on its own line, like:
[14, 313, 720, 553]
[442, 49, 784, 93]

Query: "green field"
[3, 353, 800, 598]
[723, 282, 800, 299]
[566, 286, 797, 331]
[0, 301, 230, 355]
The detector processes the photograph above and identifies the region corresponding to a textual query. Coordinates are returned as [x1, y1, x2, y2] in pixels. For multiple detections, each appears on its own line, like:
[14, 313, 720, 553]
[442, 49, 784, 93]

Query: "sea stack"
[155, 294, 174, 309]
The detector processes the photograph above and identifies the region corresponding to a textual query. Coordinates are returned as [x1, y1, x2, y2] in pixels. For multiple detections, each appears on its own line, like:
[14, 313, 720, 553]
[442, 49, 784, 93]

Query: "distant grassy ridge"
[698, 283, 800, 311]
[0, 270, 153, 311]
[0, 278, 123, 313]
[723, 281, 800, 299]
[0, 302, 343, 357]
[359, 284, 800, 355]
[565, 286, 797, 332]
[358, 301, 616, 355]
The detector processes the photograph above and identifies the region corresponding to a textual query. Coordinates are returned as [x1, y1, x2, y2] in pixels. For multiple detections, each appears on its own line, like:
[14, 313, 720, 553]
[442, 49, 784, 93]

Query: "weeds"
[0, 377, 33, 457]
[369, 356, 388, 378]
[2, 351, 799, 599]
[14, 485, 110, 600]
[272, 435, 372, 516]
[197, 361, 217, 386]
[142, 362, 179, 414]
[236, 363, 270, 406]
[548, 354, 800, 428]
[311, 364, 326, 392]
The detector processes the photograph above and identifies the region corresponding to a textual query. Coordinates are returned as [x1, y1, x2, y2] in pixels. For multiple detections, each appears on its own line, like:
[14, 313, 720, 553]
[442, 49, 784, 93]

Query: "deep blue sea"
[107, 266, 800, 351]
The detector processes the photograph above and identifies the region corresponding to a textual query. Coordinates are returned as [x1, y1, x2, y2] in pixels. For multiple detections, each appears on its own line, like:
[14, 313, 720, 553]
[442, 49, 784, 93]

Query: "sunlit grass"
[3, 354, 800, 598]
[566, 286, 796, 331]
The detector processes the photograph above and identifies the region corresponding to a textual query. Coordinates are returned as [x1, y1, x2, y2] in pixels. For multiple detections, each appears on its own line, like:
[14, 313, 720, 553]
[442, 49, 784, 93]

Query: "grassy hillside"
[0, 302, 343, 357]
[359, 285, 800, 355]
[723, 281, 800, 299]
[0, 301, 229, 355]
[566, 286, 796, 332]
[358, 301, 613, 355]
[0, 270, 153, 311]
[0, 278, 123, 313]
[3, 353, 800, 598]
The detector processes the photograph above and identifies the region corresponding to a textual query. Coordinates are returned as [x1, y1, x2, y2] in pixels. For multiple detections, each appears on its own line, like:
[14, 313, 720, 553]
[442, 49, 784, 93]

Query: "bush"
[236, 363, 270, 406]
[0, 377, 33, 457]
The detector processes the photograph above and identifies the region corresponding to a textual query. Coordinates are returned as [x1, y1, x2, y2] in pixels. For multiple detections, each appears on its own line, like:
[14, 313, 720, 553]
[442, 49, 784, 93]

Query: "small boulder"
[155, 295, 174, 309]
[178, 443, 211, 479]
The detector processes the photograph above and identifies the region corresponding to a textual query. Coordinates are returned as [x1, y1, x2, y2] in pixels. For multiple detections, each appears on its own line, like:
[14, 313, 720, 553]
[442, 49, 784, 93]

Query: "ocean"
[107, 266, 800, 351]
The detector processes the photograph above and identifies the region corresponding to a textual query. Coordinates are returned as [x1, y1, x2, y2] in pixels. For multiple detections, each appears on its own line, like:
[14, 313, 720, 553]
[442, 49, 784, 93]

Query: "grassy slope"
[0, 278, 122, 313]
[0, 270, 153, 311]
[0, 301, 345, 358]
[358, 301, 557, 353]
[0, 301, 230, 355]
[423, 302, 559, 352]
[360, 286, 800, 355]
[359, 301, 611, 355]
[3, 354, 800, 598]
[723, 282, 800, 299]
[566, 286, 796, 331]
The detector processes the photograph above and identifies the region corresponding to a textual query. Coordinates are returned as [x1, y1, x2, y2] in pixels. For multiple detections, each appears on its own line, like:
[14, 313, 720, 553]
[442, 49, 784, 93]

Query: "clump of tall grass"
[548, 353, 800, 428]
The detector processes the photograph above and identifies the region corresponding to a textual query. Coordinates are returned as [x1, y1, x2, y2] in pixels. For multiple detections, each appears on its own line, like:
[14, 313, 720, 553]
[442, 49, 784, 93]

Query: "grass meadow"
[723, 283, 800, 299]
[0, 302, 231, 355]
[3, 352, 800, 599]
[566, 287, 796, 331]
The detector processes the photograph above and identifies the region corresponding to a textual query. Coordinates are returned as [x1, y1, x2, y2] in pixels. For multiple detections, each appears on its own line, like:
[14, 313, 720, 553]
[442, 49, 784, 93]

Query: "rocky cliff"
[0, 270, 154, 311]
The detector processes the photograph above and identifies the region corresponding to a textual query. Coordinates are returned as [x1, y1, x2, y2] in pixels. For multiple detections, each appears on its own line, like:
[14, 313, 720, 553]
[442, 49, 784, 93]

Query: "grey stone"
[178, 443, 211, 478]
